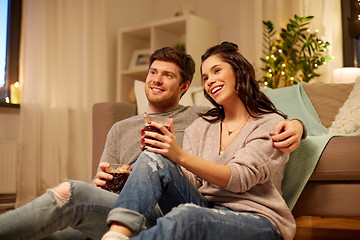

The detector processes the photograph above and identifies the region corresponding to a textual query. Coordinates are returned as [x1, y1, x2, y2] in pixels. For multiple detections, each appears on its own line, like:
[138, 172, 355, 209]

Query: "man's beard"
[146, 90, 180, 110]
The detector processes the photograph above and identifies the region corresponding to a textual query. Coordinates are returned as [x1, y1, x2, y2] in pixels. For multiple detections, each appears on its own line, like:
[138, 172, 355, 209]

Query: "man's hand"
[93, 162, 113, 188]
[272, 120, 303, 153]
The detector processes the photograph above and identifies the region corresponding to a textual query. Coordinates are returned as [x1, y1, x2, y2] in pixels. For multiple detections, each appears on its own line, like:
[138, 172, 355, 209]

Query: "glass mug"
[143, 115, 170, 149]
[104, 163, 131, 194]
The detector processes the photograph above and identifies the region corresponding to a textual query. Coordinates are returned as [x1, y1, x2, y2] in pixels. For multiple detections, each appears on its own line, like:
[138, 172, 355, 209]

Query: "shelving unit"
[116, 15, 219, 103]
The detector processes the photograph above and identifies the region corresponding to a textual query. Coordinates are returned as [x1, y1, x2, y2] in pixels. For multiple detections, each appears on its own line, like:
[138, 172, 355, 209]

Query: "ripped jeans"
[0, 180, 119, 240]
[107, 151, 283, 240]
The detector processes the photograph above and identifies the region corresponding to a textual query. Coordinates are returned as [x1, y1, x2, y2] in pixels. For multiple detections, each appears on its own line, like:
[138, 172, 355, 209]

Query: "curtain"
[17, 0, 109, 206]
[237, 0, 342, 83]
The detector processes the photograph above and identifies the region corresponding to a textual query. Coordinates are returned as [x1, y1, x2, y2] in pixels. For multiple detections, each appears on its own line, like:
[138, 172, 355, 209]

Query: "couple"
[0, 42, 302, 240]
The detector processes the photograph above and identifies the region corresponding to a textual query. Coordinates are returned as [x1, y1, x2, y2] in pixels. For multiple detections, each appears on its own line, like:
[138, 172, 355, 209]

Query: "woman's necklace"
[219, 115, 251, 155]
[222, 115, 251, 136]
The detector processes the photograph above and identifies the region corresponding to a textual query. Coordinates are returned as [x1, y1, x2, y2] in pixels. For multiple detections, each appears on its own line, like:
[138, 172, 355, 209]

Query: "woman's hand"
[141, 118, 184, 163]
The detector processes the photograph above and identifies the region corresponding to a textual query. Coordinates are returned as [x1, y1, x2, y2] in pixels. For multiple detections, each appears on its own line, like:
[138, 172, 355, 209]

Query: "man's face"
[145, 60, 189, 113]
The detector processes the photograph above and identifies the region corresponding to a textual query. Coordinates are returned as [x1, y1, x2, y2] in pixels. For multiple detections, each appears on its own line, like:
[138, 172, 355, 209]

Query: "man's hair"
[149, 47, 195, 85]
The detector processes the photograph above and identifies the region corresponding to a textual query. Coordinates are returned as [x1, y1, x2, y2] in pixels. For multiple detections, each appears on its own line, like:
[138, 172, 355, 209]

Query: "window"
[0, 0, 22, 107]
[341, 0, 360, 67]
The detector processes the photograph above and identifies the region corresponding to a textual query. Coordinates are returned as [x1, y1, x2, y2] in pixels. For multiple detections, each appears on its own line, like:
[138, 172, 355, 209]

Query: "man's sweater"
[98, 105, 208, 168]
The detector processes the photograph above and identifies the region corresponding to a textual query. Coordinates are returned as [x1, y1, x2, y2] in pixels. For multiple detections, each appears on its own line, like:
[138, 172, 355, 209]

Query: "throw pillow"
[328, 78, 360, 134]
[192, 88, 213, 107]
[134, 80, 148, 114]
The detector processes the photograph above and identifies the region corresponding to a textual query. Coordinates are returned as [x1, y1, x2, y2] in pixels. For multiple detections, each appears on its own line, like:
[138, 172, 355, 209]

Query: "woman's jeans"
[0, 180, 119, 240]
[107, 151, 283, 240]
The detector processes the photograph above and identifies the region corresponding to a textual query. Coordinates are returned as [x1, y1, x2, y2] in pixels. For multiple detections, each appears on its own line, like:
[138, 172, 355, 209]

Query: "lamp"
[332, 67, 360, 83]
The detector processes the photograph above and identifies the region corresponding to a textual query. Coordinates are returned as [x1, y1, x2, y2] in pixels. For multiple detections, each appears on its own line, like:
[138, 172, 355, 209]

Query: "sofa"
[92, 81, 360, 219]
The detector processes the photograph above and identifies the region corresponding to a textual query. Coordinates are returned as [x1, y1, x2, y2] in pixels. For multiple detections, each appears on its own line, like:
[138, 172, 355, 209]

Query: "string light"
[262, 16, 332, 88]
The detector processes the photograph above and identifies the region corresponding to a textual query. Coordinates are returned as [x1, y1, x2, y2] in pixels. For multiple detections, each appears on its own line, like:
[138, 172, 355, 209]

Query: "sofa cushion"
[302, 82, 354, 128]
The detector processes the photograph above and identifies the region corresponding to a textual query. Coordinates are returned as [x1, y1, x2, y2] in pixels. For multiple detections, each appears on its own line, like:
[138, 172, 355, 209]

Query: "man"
[0, 47, 304, 240]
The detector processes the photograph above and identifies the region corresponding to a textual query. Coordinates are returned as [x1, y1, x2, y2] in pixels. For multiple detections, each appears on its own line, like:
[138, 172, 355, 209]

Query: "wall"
[104, 0, 244, 100]
[0, 0, 342, 141]
[104, 0, 342, 99]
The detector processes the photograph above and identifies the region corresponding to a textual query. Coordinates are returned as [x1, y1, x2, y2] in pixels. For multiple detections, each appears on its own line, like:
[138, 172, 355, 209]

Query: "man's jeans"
[0, 180, 118, 240]
[107, 151, 283, 240]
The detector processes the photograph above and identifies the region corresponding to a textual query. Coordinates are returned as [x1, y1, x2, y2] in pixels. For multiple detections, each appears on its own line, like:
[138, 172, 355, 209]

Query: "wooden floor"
[294, 216, 360, 240]
[0, 193, 16, 214]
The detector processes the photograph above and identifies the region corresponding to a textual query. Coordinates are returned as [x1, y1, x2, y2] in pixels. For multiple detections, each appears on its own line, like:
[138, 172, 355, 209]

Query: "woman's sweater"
[182, 113, 296, 240]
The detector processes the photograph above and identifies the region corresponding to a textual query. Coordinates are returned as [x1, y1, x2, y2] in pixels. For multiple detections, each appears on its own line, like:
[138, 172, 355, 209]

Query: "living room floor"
[294, 216, 360, 240]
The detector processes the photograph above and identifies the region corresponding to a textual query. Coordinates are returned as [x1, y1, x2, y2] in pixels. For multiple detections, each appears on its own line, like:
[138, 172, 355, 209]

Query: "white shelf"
[116, 15, 219, 103]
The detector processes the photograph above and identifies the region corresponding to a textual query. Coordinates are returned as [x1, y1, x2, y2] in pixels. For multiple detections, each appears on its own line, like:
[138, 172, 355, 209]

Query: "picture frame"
[128, 49, 151, 70]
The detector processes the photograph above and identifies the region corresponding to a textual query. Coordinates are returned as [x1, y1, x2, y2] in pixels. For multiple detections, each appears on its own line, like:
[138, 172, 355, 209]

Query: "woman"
[102, 42, 296, 240]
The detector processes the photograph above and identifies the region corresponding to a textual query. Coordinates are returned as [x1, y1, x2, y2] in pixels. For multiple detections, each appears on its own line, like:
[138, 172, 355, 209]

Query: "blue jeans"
[108, 151, 283, 240]
[0, 180, 118, 240]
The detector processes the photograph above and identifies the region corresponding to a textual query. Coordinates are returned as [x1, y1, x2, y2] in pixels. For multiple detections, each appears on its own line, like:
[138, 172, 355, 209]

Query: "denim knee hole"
[50, 180, 73, 207]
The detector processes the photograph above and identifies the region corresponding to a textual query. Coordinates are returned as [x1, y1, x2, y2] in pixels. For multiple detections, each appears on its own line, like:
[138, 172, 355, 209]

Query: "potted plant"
[260, 15, 333, 88]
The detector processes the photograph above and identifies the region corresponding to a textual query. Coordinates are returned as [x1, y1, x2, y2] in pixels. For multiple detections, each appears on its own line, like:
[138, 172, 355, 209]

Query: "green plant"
[174, 43, 186, 52]
[260, 15, 333, 88]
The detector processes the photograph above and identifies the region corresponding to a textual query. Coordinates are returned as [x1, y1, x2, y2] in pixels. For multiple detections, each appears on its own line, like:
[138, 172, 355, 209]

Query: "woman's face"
[201, 55, 238, 106]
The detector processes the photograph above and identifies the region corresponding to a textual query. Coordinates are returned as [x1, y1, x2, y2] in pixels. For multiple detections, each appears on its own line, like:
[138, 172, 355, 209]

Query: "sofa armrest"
[92, 102, 137, 177]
